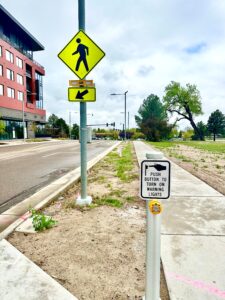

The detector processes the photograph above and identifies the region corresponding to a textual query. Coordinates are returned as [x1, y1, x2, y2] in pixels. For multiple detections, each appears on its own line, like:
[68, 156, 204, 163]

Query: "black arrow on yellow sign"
[76, 89, 89, 99]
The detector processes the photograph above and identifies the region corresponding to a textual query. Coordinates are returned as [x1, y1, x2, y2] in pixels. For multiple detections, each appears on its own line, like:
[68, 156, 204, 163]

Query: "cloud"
[1, 0, 225, 130]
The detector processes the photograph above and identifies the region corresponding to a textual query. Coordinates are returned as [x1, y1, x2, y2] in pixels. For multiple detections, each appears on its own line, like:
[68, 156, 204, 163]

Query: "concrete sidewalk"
[134, 141, 225, 300]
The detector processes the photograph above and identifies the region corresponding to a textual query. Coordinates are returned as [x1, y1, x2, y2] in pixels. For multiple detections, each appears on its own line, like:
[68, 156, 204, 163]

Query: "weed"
[95, 197, 123, 208]
[106, 183, 112, 189]
[109, 189, 126, 197]
[215, 164, 221, 169]
[30, 209, 57, 231]
[182, 158, 192, 162]
[125, 196, 136, 202]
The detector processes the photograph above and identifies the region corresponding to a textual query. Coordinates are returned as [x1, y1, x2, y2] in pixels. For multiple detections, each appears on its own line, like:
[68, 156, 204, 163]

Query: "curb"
[0, 141, 121, 240]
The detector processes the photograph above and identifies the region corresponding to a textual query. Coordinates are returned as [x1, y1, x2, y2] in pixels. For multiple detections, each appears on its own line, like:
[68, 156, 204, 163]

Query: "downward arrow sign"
[76, 89, 89, 99]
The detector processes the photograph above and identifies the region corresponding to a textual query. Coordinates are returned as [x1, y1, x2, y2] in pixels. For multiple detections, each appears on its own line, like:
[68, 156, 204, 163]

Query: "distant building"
[0, 4, 46, 139]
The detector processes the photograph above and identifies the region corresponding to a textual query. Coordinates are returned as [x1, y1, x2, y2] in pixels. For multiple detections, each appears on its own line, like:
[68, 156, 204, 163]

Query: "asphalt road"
[0, 140, 117, 213]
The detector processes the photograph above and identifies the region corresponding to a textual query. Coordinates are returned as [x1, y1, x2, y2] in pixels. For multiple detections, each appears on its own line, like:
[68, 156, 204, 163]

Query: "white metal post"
[145, 200, 161, 300]
[144, 152, 163, 300]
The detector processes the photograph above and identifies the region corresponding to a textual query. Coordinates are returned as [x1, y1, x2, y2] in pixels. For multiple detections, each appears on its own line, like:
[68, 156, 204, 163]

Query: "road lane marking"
[42, 152, 59, 158]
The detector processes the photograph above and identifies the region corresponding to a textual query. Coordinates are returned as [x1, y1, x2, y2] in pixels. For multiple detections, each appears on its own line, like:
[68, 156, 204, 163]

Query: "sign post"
[57, 0, 105, 205]
[77, 0, 88, 204]
[140, 153, 171, 300]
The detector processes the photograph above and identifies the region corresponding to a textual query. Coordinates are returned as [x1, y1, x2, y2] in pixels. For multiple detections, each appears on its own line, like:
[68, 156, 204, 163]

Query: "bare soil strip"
[158, 144, 225, 196]
[8, 142, 170, 300]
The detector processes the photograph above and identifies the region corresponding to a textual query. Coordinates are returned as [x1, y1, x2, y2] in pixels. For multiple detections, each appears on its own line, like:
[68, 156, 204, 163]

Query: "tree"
[207, 110, 225, 141]
[135, 94, 172, 141]
[0, 119, 6, 135]
[163, 81, 204, 140]
[192, 121, 208, 140]
[55, 118, 69, 137]
[48, 114, 59, 128]
[182, 127, 194, 140]
[71, 123, 79, 139]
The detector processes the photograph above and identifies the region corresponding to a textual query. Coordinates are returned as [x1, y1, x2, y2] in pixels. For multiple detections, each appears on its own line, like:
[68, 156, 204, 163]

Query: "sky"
[1, 0, 225, 130]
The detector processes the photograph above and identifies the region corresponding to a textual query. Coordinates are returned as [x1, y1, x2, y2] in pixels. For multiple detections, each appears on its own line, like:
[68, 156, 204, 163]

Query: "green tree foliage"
[0, 119, 6, 135]
[47, 114, 69, 138]
[55, 118, 69, 137]
[163, 81, 204, 140]
[182, 127, 194, 140]
[192, 121, 208, 140]
[135, 94, 172, 141]
[48, 114, 59, 128]
[71, 123, 79, 139]
[132, 132, 146, 140]
[207, 109, 225, 141]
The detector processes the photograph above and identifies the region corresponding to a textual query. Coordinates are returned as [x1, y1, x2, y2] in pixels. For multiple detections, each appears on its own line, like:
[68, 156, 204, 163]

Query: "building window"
[18, 91, 24, 101]
[0, 84, 3, 96]
[6, 50, 14, 63]
[16, 57, 23, 69]
[0, 65, 3, 76]
[17, 74, 24, 85]
[7, 87, 15, 98]
[0, 46, 2, 57]
[6, 69, 14, 81]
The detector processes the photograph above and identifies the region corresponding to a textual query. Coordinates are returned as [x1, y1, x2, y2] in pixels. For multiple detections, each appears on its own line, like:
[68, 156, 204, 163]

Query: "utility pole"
[110, 91, 128, 141]
[22, 97, 26, 141]
[124, 91, 128, 141]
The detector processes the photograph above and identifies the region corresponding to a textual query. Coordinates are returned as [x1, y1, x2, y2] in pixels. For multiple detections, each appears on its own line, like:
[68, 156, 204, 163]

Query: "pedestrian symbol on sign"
[58, 30, 105, 80]
[72, 38, 89, 72]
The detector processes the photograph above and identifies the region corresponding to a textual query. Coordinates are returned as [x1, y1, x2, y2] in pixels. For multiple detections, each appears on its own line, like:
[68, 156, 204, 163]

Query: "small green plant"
[215, 164, 221, 169]
[30, 209, 57, 231]
[125, 196, 135, 202]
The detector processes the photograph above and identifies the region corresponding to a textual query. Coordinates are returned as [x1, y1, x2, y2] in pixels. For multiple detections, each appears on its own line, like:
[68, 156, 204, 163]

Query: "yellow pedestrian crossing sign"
[68, 87, 96, 102]
[58, 30, 105, 79]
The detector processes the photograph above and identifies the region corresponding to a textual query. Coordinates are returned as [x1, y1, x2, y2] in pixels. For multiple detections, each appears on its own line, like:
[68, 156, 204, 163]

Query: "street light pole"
[110, 91, 128, 141]
[124, 91, 128, 141]
[22, 97, 27, 141]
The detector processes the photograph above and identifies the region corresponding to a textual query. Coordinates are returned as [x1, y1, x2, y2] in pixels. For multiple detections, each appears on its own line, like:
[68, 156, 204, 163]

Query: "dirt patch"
[8, 143, 170, 300]
[161, 144, 225, 195]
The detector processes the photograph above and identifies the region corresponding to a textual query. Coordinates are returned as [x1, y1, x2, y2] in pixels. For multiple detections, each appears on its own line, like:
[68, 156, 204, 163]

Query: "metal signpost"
[140, 155, 171, 300]
[58, 0, 105, 205]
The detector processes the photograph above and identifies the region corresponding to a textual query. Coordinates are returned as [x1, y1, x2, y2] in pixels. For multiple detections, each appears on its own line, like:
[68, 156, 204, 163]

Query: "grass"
[179, 141, 225, 153]
[105, 142, 135, 182]
[63, 142, 137, 210]
[95, 197, 123, 208]
[148, 141, 175, 149]
[148, 140, 225, 154]
[26, 138, 50, 143]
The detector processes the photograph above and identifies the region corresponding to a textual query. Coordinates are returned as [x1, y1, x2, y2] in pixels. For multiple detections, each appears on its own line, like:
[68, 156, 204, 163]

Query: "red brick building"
[0, 4, 46, 139]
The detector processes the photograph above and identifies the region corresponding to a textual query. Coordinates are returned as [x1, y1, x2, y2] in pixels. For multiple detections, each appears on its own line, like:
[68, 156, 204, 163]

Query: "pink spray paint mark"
[166, 272, 225, 298]
[20, 212, 30, 221]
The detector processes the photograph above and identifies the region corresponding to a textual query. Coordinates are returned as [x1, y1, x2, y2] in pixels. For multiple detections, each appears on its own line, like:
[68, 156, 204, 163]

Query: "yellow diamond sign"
[58, 30, 105, 79]
[68, 87, 96, 102]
